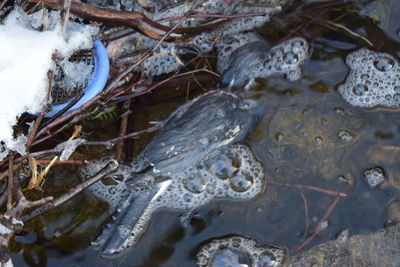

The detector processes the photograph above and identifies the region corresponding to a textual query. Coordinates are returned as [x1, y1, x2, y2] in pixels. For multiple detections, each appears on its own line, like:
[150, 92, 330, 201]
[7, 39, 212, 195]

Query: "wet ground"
[9, 0, 400, 266]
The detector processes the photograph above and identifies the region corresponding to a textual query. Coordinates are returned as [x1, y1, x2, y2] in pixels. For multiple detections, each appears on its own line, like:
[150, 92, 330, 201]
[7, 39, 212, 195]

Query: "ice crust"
[80, 144, 266, 253]
[196, 235, 286, 267]
[108, 0, 284, 78]
[338, 48, 400, 108]
[0, 8, 98, 160]
[218, 36, 310, 89]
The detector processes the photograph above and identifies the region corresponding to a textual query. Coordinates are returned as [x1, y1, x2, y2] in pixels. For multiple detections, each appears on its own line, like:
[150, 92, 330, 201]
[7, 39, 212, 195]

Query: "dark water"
[10, 0, 400, 266]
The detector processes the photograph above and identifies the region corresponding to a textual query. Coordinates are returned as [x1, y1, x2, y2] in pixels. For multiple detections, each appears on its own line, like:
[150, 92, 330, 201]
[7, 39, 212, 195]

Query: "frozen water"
[196, 235, 286, 267]
[219, 37, 310, 89]
[82, 91, 267, 255]
[363, 167, 386, 188]
[338, 48, 400, 108]
[83, 144, 266, 255]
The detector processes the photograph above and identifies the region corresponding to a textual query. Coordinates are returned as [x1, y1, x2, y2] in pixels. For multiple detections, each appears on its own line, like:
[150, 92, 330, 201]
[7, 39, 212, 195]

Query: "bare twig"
[7, 155, 13, 210]
[112, 68, 219, 103]
[27, 0, 215, 39]
[35, 159, 89, 165]
[0, 0, 8, 11]
[158, 11, 266, 22]
[25, 113, 45, 150]
[115, 100, 131, 161]
[294, 196, 341, 252]
[300, 191, 309, 239]
[23, 159, 119, 222]
[269, 181, 347, 197]
[84, 124, 161, 146]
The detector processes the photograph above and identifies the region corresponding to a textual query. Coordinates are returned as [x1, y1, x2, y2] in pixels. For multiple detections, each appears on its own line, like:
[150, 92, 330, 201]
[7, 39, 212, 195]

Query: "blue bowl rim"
[44, 40, 109, 118]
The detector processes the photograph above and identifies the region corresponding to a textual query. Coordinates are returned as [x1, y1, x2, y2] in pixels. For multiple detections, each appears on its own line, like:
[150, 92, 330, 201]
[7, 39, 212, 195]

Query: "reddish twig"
[269, 181, 347, 197]
[158, 11, 266, 22]
[33, 0, 203, 141]
[27, 0, 226, 39]
[294, 196, 341, 253]
[25, 112, 45, 150]
[300, 191, 309, 239]
[112, 68, 219, 103]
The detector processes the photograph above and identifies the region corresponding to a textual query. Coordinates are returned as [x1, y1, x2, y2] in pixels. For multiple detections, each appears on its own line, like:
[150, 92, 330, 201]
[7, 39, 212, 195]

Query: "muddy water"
[9, 0, 400, 266]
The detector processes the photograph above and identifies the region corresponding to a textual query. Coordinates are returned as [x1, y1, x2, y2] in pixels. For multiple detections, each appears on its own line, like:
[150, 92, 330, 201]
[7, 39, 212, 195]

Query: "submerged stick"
[294, 196, 341, 252]
[22, 159, 119, 222]
[269, 181, 347, 197]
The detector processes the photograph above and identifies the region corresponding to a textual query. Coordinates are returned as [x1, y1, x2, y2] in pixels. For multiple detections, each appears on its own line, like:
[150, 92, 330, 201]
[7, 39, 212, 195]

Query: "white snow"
[0, 8, 98, 160]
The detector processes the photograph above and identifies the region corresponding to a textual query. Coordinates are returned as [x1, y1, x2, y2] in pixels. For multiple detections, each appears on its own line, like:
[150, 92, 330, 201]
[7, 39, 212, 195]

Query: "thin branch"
[300, 191, 309, 239]
[269, 181, 347, 197]
[294, 196, 341, 253]
[158, 11, 266, 22]
[23, 159, 119, 222]
[7, 155, 13, 210]
[115, 100, 131, 161]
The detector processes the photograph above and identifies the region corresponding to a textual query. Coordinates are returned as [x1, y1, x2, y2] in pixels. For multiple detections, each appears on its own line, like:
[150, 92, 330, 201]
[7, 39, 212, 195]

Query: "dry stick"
[0, 0, 8, 11]
[84, 124, 161, 146]
[22, 159, 119, 222]
[112, 68, 219, 103]
[300, 191, 309, 239]
[36, 159, 89, 165]
[157, 11, 266, 22]
[269, 181, 347, 197]
[115, 99, 131, 161]
[7, 155, 13, 210]
[33, 0, 204, 141]
[294, 196, 341, 253]
[25, 113, 46, 150]
[0, 163, 22, 182]
[28, 0, 215, 39]
[32, 112, 92, 146]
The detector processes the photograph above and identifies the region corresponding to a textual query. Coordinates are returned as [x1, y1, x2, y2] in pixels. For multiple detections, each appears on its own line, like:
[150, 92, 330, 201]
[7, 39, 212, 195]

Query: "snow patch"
[0, 8, 98, 160]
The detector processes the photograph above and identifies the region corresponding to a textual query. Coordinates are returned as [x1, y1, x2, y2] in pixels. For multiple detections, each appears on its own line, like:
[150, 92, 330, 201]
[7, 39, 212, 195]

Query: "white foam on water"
[338, 48, 400, 108]
[82, 144, 266, 253]
[196, 235, 286, 267]
[114, 144, 266, 252]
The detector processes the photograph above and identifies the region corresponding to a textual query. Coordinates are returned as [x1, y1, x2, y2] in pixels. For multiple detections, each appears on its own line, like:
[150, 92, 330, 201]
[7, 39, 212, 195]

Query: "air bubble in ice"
[374, 57, 395, 71]
[352, 84, 368, 96]
[363, 167, 386, 188]
[338, 48, 400, 108]
[196, 235, 286, 267]
[183, 175, 207, 194]
[230, 172, 253, 192]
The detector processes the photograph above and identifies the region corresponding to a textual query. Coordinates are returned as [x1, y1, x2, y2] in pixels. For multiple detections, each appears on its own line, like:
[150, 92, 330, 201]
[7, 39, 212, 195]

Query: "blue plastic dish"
[45, 40, 109, 118]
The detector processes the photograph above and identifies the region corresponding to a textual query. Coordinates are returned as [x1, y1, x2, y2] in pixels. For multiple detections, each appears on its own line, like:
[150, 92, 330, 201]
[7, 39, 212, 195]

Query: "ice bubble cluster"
[143, 50, 183, 77]
[219, 37, 310, 89]
[108, 0, 285, 78]
[196, 235, 286, 267]
[363, 166, 386, 188]
[83, 144, 265, 255]
[79, 158, 132, 210]
[338, 48, 400, 108]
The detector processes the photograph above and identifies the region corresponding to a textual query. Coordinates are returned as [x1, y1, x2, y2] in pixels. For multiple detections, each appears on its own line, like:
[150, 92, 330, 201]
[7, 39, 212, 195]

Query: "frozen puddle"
[338, 48, 400, 108]
[196, 235, 286, 267]
[218, 36, 310, 89]
[80, 144, 265, 256]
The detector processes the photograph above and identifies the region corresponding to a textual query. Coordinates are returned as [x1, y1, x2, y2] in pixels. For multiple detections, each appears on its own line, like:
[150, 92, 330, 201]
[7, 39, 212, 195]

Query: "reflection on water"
[10, 0, 400, 266]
